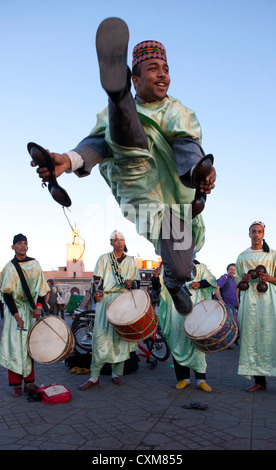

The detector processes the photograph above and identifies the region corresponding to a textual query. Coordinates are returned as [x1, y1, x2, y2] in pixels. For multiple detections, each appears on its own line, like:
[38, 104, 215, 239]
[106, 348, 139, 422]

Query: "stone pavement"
[1, 316, 276, 455]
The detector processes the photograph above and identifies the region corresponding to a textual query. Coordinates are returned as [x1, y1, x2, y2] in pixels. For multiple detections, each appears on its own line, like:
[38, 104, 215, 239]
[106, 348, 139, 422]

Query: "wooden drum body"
[184, 299, 238, 353]
[28, 316, 75, 364]
[106, 289, 158, 342]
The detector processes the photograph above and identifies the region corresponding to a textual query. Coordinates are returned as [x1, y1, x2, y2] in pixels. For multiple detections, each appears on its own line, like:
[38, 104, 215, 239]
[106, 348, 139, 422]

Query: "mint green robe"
[158, 263, 217, 373]
[0, 259, 49, 377]
[90, 253, 140, 377]
[235, 249, 276, 379]
[91, 96, 205, 255]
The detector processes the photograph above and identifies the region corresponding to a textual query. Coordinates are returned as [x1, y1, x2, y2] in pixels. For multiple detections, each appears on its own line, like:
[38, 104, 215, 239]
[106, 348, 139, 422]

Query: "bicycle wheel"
[74, 322, 93, 353]
[145, 326, 170, 361]
[71, 310, 95, 334]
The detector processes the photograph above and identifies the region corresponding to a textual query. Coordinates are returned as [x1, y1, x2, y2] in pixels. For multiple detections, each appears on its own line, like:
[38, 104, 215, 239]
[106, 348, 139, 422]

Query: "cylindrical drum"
[28, 316, 75, 364]
[106, 289, 158, 342]
[184, 299, 238, 353]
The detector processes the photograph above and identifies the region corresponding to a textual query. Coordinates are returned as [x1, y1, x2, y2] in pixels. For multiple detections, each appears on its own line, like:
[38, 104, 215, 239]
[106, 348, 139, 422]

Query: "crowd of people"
[0, 18, 275, 399]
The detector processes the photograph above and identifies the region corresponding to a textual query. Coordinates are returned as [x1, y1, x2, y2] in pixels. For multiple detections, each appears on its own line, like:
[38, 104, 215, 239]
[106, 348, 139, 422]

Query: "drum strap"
[11, 259, 68, 344]
[109, 252, 125, 287]
[11, 258, 36, 309]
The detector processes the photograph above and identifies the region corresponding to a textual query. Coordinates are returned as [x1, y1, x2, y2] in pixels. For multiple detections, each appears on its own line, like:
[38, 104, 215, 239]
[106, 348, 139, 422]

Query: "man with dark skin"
[30, 18, 216, 317]
[0, 234, 49, 397]
[79, 231, 140, 390]
[235, 222, 276, 392]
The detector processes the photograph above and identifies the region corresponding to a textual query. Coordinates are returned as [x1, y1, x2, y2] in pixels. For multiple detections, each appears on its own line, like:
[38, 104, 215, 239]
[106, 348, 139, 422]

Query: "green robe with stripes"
[158, 263, 217, 374]
[90, 95, 206, 255]
[235, 248, 276, 379]
[90, 253, 140, 378]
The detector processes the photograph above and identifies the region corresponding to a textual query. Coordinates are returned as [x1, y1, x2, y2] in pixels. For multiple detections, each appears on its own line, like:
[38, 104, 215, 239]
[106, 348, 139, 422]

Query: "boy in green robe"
[153, 261, 217, 392]
[79, 231, 140, 390]
[31, 18, 216, 317]
[0, 234, 49, 397]
[236, 221, 276, 392]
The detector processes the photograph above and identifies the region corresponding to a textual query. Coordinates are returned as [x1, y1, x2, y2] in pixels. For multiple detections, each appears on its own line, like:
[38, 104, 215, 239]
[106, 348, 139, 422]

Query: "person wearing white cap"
[79, 231, 140, 390]
[235, 221, 276, 392]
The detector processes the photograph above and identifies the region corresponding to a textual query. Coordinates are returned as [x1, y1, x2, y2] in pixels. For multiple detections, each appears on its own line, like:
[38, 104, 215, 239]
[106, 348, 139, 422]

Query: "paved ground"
[1, 315, 276, 456]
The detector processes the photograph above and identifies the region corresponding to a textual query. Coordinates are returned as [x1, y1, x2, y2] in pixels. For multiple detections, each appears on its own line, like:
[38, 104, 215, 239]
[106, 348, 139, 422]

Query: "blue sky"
[1, 0, 275, 277]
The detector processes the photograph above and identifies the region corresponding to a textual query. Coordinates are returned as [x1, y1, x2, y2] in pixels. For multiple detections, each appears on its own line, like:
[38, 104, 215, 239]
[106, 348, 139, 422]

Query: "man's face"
[249, 224, 264, 246]
[227, 266, 235, 277]
[132, 58, 171, 103]
[110, 235, 125, 251]
[12, 240, 28, 258]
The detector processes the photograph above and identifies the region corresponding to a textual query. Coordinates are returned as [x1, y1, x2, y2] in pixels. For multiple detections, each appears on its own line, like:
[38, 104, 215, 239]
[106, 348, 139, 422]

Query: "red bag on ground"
[36, 384, 72, 404]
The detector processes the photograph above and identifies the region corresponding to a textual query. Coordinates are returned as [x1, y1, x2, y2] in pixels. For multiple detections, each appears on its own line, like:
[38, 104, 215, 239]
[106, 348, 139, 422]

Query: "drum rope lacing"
[37, 318, 68, 344]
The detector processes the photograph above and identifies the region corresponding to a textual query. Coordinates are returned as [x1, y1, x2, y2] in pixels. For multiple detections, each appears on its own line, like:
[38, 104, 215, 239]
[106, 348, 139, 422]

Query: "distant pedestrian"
[46, 279, 58, 315]
[215, 264, 239, 327]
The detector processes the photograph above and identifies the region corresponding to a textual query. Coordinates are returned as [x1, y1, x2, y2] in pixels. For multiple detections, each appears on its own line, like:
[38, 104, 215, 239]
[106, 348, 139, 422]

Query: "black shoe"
[96, 17, 130, 100]
[191, 155, 214, 187]
[191, 155, 214, 218]
[27, 142, 71, 207]
[166, 285, 193, 316]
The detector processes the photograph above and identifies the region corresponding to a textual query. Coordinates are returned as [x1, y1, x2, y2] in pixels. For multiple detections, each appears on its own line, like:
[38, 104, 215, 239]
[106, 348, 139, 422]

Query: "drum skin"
[184, 299, 238, 353]
[106, 290, 158, 342]
[28, 317, 75, 364]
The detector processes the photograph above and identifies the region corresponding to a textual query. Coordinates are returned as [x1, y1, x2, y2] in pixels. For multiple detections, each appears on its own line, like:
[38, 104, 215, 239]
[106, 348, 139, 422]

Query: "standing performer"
[235, 221, 276, 392]
[79, 230, 140, 390]
[30, 17, 216, 316]
[154, 261, 217, 391]
[0, 234, 49, 397]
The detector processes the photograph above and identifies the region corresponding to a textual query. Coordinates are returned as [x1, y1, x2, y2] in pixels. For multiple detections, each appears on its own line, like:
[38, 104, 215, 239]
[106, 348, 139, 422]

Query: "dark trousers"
[109, 91, 196, 286]
[173, 356, 206, 381]
[254, 375, 267, 386]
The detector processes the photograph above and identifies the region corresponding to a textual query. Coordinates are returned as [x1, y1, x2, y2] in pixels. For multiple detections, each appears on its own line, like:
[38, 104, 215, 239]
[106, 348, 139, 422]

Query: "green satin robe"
[158, 263, 217, 373]
[235, 249, 276, 379]
[91, 96, 205, 255]
[90, 253, 140, 377]
[0, 259, 49, 376]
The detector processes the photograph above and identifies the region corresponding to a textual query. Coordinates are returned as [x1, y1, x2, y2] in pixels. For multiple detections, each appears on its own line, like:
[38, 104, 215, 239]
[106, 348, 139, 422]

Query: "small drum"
[106, 289, 158, 342]
[28, 316, 75, 364]
[184, 299, 238, 353]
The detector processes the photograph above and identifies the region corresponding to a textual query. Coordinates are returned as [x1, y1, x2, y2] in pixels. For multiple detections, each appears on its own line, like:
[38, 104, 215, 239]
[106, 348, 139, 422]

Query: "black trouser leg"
[161, 207, 195, 287]
[173, 356, 190, 381]
[108, 93, 148, 150]
[173, 356, 206, 381]
[254, 376, 267, 386]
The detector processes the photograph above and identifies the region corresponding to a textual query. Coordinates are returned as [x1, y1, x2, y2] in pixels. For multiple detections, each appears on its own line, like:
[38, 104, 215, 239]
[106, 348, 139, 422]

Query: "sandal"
[27, 142, 71, 207]
[183, 401, 208, 410]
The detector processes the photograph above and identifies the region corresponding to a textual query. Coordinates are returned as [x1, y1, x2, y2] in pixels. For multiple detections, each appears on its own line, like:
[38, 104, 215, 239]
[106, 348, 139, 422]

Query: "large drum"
[106, 289, 158, 342]
[184, 299, 238, 353]
[28, 316, 75, 364]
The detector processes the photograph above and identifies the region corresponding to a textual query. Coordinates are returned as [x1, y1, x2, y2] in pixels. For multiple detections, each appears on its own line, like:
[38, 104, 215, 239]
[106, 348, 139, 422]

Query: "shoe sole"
[96, 17, 129, 93]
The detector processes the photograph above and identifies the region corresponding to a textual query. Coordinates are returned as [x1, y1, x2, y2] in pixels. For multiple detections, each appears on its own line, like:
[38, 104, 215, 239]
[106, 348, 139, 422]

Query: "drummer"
[154, 260, 217, 392]
[79, 230, 140, 390]
[0, 234, 49, 397]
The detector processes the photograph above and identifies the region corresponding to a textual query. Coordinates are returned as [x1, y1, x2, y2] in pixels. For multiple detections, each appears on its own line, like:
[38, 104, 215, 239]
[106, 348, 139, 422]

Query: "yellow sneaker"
[198, 381, 212, 392]
[76, 368, 91, 375]
[176, 379, 190, 390]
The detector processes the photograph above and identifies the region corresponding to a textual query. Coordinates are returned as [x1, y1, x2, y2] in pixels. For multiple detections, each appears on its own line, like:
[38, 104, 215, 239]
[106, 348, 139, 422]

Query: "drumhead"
[107, 289, 150, 325]
[28, 317, 70, 364]
[184, 299, 225, 339]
